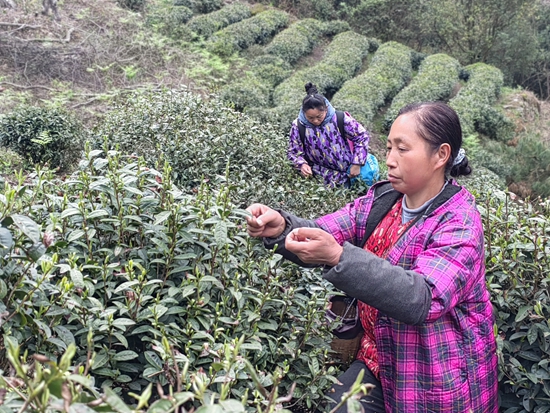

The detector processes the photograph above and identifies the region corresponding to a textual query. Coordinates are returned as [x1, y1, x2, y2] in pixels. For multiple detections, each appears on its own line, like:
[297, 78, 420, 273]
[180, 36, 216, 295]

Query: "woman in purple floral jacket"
[246, 101, 498, 412]
[288, 82, 371, 187]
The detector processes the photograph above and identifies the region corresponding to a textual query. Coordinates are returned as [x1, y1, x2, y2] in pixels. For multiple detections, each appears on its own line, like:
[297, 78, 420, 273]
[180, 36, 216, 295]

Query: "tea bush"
[0, 147, 346, 411]
[0, 106, 84, 170]
[219, 55, 291, 112]
[219, 19, 350, 115]
[92, 89, 357, 218]
[146, 4, 195, 40]
[331, 41, 413, 129]
[270, 31, 372, 126]
[186, 3, 251, 39]
[449, 63, 514, 141]
[384, 53, 462, 129]
[265, 18, 333, 65]
[174, 0, 222, 14]
[207, 10, 290, 57]
[478, 193, 550, 412]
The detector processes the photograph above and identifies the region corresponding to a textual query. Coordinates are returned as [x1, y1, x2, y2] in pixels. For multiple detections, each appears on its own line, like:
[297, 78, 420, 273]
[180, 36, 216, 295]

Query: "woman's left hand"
[285, 227, 343, 267]
[349, 164, 361, 178]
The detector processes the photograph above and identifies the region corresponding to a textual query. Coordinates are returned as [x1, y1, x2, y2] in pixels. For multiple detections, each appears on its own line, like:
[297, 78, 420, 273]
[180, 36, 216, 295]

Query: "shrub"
[186, 2, 251, 39]
[321, 19, 351, 36]
[331, 41, 413, 129]
[249, 54, 292, 86]
[174, 0, 222, 14]
[265, 18, 330, 65]
[92, 89, 358, 218]
[0, 106, 83, 169]
[509, 134, 550, 198]
[219, 55, 292, 113]
[146, 5, 195, 40]
[478, 192, 550, 412]
[0, 149, 350, 411]
[219, 78, 271, 111]
[271, 31, 372, 127]
[449, 63, 514, 141]
[207, 10, 290, 57]
[384, 53, 461, 129]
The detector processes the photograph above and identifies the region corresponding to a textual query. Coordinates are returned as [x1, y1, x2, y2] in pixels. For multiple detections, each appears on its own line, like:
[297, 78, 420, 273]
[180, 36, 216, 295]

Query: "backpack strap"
[336, 110, 346, 140]
[297, 121, 312, 165]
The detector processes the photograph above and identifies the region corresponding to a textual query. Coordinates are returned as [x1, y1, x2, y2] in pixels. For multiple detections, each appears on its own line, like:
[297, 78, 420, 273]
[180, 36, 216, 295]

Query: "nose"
[386, 149, 396, 169]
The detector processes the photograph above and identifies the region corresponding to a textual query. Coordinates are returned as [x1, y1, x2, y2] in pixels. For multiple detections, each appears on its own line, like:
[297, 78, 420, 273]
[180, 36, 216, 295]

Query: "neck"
[404, 178, 446, 209]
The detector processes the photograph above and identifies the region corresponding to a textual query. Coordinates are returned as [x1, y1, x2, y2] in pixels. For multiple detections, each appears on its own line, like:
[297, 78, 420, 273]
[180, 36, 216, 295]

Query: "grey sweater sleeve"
[323, 242, 432, 325]
[262, 210, 321, 267]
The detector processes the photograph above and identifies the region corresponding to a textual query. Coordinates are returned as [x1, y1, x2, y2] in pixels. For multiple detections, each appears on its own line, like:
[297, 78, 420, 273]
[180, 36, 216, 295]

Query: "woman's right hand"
[245, 204, 286, 238]
[300, 163, 312, 177]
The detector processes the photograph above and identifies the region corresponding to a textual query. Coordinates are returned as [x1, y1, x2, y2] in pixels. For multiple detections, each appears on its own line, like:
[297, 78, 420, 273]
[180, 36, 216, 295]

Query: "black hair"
[397, 101, 472, 177]
[302, 82, 327, 112]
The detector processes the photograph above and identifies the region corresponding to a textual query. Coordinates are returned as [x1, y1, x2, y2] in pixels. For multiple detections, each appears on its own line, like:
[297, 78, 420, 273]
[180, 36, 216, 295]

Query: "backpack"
[297, 110, 379, 186]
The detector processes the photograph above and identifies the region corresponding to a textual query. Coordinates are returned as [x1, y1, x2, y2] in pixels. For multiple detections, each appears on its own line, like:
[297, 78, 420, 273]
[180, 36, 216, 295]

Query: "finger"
[288, 228, 311, 243]
[292, 227, 324, 240]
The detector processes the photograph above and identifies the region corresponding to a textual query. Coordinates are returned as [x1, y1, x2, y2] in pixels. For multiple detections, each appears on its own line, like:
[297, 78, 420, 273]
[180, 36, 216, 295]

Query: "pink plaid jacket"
[316, 181, 498, 412]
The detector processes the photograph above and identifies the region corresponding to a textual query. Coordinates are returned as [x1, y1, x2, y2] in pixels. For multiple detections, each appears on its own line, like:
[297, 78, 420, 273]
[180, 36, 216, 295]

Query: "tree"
[423, 0, 535, 64]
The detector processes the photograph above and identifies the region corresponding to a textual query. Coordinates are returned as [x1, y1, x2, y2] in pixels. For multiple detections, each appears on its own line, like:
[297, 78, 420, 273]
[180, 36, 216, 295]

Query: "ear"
[435, 143, 451, 169]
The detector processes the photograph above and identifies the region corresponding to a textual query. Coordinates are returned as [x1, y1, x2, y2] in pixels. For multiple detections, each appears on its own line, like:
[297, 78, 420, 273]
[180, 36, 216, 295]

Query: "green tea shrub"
[0, 106, 84, 169]
[479, 193, 550, 412]
[321, 19, 351, 36]
[249, 54, 292, 86]
[458, 165, 506, 196]
[174, 0, 222, 14]
[449, 63, 513, 141]
[384, 53, 461, 129]
[331, 41, 413, 129]
[476, 105, 515, 143]
[219, 55, 291, 113]
[265, 18, 329, 65]
[207, 10, 290, 57]
[0, 149, 345, 411]
[186, 2, 251, 39]
[219, 78, 270, 111]
[92, 89, 356, 217]
[271, 31, 372, 126]
[471, 139, 514, 180]
[509, 134, 550, 198]
[146, 5, 194, 39]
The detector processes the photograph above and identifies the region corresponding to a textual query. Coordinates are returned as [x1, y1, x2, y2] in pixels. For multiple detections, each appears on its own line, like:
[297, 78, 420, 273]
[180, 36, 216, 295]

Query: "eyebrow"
[388, 137, 406, 144]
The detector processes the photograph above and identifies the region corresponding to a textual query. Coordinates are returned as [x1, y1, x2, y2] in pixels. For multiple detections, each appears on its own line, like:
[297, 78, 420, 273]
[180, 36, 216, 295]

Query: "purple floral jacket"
[316, 181, 498, 412]
[288, 112, 369, 187]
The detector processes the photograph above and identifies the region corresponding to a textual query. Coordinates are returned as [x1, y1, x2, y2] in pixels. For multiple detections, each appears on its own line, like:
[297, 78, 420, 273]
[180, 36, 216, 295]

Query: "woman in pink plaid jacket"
[246, 101, 498, 412]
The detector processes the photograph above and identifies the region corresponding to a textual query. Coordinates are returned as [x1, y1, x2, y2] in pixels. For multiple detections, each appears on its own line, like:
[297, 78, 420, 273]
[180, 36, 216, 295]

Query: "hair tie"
[453, 148, 465, 166]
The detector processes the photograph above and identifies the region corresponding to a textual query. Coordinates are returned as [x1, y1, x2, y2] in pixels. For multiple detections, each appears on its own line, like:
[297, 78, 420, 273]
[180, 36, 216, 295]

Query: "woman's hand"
[245, 204, 286, 238]
[300, 163, 313, 178]
[349, 164, 361, 178]
[285, 227, 343, 267]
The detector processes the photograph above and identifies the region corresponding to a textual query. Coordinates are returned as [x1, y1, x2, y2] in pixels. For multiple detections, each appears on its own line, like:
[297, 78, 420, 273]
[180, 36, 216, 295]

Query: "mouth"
[387, 174, 399, 182]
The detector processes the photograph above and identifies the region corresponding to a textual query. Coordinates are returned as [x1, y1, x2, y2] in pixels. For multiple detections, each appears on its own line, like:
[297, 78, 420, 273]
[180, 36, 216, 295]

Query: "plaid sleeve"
[315, 195, 372, 246]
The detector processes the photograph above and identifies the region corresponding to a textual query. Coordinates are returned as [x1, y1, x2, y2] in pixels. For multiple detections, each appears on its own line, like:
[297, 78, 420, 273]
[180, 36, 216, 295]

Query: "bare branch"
[0, 22, 42, 29]
[0, 81, 56, 91]
[8, 27, 74, 43]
